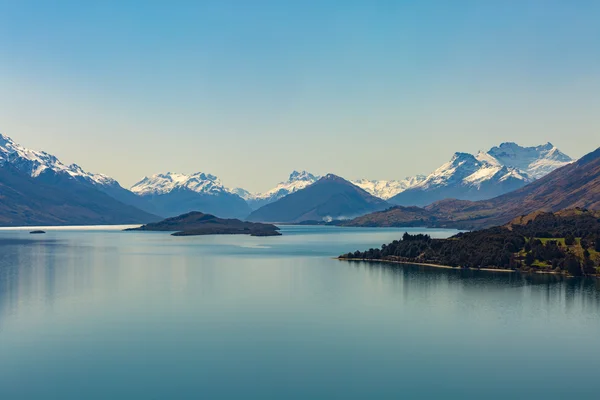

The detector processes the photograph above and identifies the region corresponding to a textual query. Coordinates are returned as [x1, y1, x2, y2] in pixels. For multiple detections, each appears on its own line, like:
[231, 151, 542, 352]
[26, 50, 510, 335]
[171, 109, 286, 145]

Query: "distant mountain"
[487, 142, 572, 179]
[389, 142, 572, 207]
[0, 163, 157, 226]
[0, 133, 158, 226]
[0, 133, 157, 214]
[247, 174, 390, 223]
[130, 172, 250, 219]
[344, 146, 600, 229]
[351, 175, 426, 199]
[235, 171, 320, 210]
[236, 172, 425, 209]
[0, 133, 114, 186]
[438, 146, 600, 228]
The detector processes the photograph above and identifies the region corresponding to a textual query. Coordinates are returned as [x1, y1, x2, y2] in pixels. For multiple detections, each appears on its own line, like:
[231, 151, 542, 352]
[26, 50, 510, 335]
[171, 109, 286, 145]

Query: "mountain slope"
[0, 164, 157, 226]
[440, 146, 600, 227]
[0, 133, 158, 225]
[236, 171, 320, 210]
[247, 174, 389, 223]
[0, 133, 144, 208]
[131, 172, 250, 219]
[0, 133, 114, 185]
[389, 142, 571, 207]
[344, 146, 600, 229]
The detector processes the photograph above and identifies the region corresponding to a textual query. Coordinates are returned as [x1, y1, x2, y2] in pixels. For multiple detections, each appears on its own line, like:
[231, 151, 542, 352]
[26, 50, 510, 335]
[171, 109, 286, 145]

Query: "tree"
[565, 234, 576, 246]
[525, 252, 535, 266]
[564, 254, 582, 276]
[583, 249, 590, 259]
[583, 258, 596, 275]
[595, 237, 600, 252]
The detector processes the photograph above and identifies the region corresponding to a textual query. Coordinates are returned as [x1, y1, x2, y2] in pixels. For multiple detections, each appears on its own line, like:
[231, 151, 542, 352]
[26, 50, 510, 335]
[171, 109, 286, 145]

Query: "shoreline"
[338, 258, 599, 278]
[338, 257, 533, 274]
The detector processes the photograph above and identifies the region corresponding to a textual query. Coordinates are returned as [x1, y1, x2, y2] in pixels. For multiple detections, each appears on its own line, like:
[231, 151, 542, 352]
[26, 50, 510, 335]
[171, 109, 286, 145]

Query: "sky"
[0, 0, 599, 192]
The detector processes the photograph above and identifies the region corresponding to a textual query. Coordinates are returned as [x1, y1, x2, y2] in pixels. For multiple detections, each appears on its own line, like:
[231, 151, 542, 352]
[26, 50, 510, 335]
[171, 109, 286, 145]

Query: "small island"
[125, 211, 281, 237]
[29, 230, 46, 234]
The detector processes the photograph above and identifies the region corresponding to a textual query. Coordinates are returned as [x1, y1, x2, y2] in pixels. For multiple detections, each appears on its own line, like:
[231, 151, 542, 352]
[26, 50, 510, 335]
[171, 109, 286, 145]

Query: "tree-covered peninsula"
[340, 209, 600, 276]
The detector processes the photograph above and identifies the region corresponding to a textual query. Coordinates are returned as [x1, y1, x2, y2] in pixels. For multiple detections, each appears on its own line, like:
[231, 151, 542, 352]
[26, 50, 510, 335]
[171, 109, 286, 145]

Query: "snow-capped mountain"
[0, 133, 115, 186]
[0, 133, 157, 225]
[238, 171, 422, 207]
[130, 172, 250, 219]
[0, 133, 160, 214]
[239, 171, 320, 210]
[351, 176, 427, 200]
[131, 172, 230, 196]
[389, 142, 572, 207]
[247, 174, 390, 223]
[487, 142, 572, 179]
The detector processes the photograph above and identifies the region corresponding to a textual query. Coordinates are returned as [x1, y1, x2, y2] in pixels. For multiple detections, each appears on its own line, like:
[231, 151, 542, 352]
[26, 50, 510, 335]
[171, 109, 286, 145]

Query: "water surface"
[1, 225, 599, 399]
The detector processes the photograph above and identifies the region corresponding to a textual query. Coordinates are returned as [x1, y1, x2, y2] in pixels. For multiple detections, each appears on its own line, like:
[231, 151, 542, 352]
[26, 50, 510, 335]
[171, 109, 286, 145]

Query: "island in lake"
[126, 212, 281, 237]
[340, 209, 600, 277]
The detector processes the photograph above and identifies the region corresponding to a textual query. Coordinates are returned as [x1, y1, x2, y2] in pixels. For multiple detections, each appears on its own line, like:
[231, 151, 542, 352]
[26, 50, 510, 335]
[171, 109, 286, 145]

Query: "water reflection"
[347, 260, 600, 313]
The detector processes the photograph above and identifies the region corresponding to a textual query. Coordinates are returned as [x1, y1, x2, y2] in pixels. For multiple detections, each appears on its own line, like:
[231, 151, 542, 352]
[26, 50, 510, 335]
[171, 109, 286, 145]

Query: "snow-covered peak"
[252, 171, 320, 201]
[0, 132, 117, 186]
[233, 171, 321, 205]
[403, 141, 571, 193]
[288, 170, 318, 182]
[475, 150, 501, 166]
[416, 153, 482, 188]
[130, 172, 228, 196]
[351, 175, 426, 199]
[229, 187, 253, 200]
[411, 148, 533, 191]
[449, 152, 478, 164]
[487, 142, 572, 179]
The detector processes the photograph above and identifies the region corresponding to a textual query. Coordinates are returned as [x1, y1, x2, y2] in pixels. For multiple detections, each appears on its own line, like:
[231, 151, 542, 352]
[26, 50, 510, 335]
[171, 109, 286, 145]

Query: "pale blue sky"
[1, 0, 598, 191]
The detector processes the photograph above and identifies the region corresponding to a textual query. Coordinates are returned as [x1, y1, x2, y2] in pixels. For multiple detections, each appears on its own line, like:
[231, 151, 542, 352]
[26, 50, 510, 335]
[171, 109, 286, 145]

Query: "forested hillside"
[340, 209, 600, 276]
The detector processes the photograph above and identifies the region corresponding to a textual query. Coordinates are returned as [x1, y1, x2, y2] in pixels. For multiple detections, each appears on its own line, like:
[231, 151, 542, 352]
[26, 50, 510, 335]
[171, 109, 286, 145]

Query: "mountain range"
[130, 172, 250, 219]
[344, 146, 600, 229]
[388, 142, 572, 206]
[0, 132, 589, 227]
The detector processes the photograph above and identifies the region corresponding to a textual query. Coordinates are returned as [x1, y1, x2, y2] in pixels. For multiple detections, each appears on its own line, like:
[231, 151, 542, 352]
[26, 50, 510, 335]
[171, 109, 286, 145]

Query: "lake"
[1, 225, 599, 399]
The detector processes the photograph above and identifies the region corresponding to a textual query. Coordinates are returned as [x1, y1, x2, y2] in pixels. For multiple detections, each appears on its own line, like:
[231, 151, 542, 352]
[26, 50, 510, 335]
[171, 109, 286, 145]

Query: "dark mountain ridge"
[247, 174, 389, 223]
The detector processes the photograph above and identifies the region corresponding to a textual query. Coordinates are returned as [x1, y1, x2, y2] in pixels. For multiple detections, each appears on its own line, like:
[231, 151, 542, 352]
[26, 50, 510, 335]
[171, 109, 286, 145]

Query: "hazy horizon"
[1, 1, 598, 192]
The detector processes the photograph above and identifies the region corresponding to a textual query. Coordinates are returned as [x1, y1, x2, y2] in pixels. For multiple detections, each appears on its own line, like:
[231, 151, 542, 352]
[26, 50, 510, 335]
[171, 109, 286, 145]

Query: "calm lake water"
[1, 225, 599, 399]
